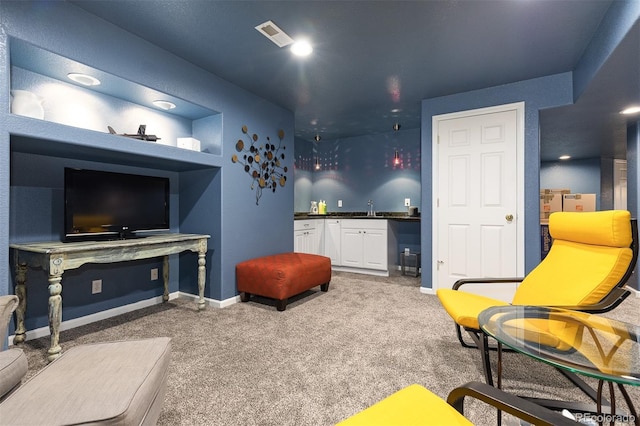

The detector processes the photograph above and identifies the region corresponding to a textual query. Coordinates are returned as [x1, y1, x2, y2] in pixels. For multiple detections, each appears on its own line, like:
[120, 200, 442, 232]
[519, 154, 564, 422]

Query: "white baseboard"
[179, 291, 240, 308]
[9, 291, 239, 345]
[332, 266, 389, 277]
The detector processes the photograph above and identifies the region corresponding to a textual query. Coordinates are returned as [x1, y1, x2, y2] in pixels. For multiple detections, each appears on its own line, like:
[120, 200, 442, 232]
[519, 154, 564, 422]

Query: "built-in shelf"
[9, 37, 222, 157]
[8, 114, 222, 172]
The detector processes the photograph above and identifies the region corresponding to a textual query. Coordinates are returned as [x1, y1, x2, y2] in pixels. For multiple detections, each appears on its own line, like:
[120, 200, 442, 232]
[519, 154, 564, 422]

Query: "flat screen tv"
[64, 168, 170, 242]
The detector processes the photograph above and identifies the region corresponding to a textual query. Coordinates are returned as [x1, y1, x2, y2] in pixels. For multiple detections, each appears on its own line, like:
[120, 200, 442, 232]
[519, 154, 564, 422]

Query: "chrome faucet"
[367, 200, 374, 216]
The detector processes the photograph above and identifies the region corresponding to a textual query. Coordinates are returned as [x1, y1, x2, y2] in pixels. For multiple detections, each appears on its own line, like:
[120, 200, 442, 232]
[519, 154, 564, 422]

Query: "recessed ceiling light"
[153, 100, 176, 110]
[291, 40, 312, 57]
[67, 73, 101, 86]
[559, 155, 571, 160]
[621, 106, 640, 115]
[391, 108, 402, 113]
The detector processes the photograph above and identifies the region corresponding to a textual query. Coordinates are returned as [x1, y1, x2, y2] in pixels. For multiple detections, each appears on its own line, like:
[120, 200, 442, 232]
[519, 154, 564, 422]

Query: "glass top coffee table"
[479, 305, 639, 425]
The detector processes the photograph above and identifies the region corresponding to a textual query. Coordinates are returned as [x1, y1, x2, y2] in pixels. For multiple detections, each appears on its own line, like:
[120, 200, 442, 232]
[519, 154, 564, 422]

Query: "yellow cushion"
[513, 210, 632, 306]
[549, 210, 631, 247]
[336, 384, 473, 426]
[436, 289, 509, 330]
[512, 240, 632, 306]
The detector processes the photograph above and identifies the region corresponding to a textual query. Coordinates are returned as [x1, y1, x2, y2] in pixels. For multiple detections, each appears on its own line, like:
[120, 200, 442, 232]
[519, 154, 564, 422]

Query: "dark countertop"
[294, 212, 420, 222]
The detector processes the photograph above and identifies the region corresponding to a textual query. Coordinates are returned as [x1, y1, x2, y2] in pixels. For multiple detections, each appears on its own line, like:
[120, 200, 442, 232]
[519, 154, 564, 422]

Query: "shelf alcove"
[6, 37, 222, 333]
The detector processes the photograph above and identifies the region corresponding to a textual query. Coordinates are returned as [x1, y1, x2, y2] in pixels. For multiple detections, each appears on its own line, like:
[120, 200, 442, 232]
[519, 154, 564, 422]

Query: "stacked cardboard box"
[540, 189, 570, 223]
[562, 193, 596, 212]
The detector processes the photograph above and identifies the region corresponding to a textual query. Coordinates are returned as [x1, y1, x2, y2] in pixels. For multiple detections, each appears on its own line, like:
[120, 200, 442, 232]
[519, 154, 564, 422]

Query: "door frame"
[431, 102, 525, 291]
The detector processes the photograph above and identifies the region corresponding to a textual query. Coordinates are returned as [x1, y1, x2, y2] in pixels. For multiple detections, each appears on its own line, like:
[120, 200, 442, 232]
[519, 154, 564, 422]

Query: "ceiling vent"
[255, 20, 294, 48]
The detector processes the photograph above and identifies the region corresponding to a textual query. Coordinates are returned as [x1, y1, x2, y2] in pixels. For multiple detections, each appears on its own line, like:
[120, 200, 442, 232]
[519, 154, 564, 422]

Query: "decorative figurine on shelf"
[232, 125, 288, 205]
[107, 124, 161, 141]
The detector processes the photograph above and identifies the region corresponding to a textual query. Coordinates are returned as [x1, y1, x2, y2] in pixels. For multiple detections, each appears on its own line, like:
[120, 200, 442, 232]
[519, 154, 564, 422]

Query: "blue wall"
[540, 158, 602, 210]
[294, 128, 421, 214]
[1, 1, 294, 332]
[421, 73, 574, 288]
[420, 1, 640, 290]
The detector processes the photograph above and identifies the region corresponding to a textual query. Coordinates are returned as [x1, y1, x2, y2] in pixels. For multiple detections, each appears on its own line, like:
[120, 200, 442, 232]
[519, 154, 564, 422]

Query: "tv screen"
[64, 168, 170, 242]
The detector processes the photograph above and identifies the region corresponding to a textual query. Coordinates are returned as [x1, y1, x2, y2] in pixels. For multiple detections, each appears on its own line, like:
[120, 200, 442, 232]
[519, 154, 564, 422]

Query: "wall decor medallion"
[232, 125, 287, 205]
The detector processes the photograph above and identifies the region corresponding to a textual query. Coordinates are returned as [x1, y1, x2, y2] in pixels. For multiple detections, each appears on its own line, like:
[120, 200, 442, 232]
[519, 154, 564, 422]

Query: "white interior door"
[433, 103, 524, 302]
[614, 159, 627, 210]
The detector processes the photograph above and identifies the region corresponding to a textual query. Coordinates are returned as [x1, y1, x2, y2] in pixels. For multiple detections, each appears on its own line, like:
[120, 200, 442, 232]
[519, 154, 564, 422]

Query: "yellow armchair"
[436, 210, 638, 385]
[337, 382, 579, 425]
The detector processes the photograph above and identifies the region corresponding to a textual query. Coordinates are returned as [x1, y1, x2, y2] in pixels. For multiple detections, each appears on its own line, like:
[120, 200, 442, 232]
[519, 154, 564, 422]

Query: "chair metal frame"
[448, 381, 580, 425]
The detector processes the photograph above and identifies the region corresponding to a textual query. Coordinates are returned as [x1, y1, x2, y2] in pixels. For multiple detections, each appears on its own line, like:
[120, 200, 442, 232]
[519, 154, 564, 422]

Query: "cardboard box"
[562, 193, 596, 212]
[540, 189, 569, 223]
[177, 137, 201, 151]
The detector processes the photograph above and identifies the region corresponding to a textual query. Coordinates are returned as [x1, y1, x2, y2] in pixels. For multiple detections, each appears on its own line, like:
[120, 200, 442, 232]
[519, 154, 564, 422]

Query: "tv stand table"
[10, 233, 210, 361]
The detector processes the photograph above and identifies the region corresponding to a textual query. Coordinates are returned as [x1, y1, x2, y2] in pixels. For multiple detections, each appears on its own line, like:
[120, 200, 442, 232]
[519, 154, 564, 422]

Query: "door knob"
[505, 214, 514, 222]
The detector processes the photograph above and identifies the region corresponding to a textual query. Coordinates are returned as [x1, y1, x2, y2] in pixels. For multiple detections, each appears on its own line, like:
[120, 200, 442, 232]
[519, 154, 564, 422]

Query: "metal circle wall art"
[232, 125, 287, 205]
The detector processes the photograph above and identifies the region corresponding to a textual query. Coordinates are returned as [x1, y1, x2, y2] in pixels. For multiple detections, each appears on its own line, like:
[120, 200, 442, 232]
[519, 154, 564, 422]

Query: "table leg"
[497, 342, 503, 426]
[617, 384, 639, 426]
[162, 255, 169, 302]
[497, 342, 503, 389]
[197, 244, 206, 311]
[47, 273, 63, 362]
[13, 262, 28, 344]
[480, 333, 494, 386]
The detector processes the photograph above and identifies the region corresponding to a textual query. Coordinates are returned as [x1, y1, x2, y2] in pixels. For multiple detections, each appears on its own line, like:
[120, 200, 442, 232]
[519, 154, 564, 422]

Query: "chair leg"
[456, 324, 479, 348]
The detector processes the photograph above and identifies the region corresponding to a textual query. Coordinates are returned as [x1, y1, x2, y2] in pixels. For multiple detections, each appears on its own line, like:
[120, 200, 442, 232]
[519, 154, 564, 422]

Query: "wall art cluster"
[232, 125, 287, 205]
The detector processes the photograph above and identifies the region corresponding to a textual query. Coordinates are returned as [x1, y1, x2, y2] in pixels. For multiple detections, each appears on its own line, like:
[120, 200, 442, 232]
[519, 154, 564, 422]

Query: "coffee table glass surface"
[478, 305, 640, 387]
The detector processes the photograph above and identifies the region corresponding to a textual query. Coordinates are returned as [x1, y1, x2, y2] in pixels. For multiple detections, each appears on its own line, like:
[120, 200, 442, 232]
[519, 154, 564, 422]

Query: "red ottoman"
[236, 252, 331, 311]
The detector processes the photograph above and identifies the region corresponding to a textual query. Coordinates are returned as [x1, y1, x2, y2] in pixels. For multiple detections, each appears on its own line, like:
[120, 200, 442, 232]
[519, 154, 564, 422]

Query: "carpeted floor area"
[17, 271, 640, 425]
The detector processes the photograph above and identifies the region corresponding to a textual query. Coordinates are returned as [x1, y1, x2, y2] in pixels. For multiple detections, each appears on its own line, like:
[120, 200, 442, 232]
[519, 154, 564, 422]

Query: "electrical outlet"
[338, 200, 343, 208]
[404, 198, 411, 207]
[151, 268, 159, 281]
[92, 279, 102, 294]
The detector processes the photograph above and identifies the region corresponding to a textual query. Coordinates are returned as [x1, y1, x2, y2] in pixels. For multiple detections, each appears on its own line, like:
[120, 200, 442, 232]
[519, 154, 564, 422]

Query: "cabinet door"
[363, 228, 387, 270]
[306, 228, 319, 254]
[341, 228, 363, 267]
[294, 229, 306, 253]
[324, 220, 342, 265]
[310, 220, 324, 255]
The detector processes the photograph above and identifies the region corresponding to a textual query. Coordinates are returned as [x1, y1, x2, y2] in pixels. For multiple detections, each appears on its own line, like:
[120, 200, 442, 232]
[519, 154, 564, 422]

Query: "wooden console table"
[10, 233, 210, 361]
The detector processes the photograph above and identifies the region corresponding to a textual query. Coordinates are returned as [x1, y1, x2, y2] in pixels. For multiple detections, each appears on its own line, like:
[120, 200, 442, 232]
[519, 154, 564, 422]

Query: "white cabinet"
[324, 219, 342, 265]
[340, 220, 388, 271]
[294, 220, 323, 255]
[294, 218, 396, 276]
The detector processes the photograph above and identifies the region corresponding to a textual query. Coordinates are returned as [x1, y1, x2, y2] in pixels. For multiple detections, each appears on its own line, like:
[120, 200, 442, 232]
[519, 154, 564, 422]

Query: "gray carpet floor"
[17, 271, 640, 425]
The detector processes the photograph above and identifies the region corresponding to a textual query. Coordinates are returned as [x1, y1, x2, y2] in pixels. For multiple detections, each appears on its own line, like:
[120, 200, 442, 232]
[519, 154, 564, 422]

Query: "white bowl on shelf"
[11, 90, 45, 119]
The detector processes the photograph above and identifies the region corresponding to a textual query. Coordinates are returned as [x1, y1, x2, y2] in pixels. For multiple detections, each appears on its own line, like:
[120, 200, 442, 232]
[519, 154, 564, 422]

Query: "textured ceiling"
[70, 0, 638, 161]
